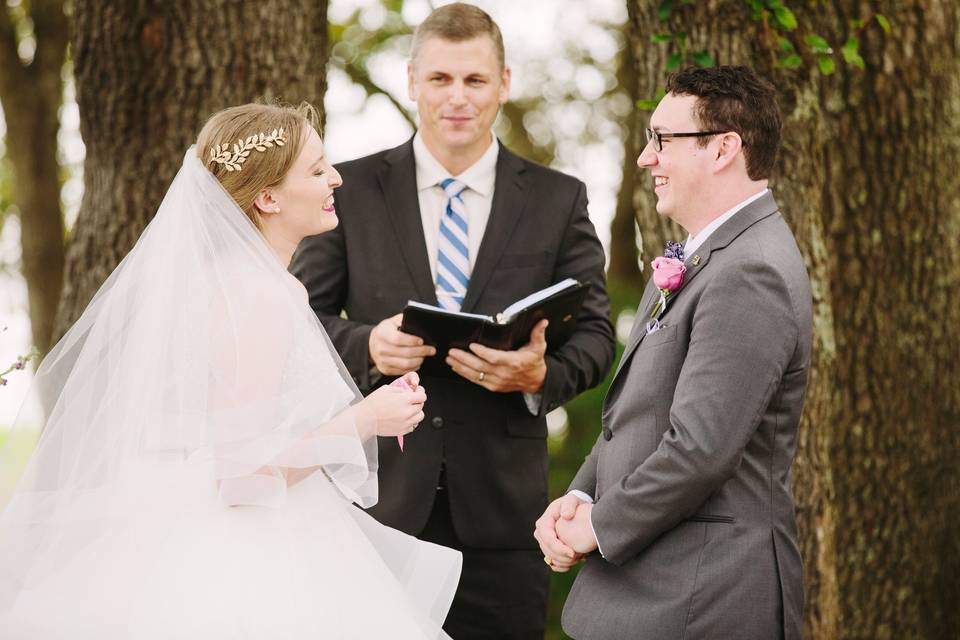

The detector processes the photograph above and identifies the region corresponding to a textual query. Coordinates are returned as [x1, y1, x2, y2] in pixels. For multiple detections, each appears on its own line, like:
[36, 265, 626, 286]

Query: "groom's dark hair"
[666, 66, 781, 181]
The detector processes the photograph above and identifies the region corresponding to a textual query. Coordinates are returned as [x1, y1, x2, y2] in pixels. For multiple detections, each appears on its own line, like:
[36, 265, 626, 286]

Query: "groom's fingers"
[559, 494, 584, 519]
[534, 516, 576, 560]
[548, 555, 579, 572]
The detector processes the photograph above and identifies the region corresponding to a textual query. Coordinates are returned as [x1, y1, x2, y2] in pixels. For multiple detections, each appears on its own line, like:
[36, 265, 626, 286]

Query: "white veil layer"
[0, 148, 381, 606]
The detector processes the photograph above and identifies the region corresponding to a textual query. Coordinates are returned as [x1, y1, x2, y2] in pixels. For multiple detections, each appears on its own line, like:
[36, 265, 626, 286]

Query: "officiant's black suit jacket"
[291, 139, 614, 549]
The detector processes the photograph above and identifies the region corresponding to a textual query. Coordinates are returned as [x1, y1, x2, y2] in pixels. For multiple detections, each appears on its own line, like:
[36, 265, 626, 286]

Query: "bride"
[0, 103, 461, 638]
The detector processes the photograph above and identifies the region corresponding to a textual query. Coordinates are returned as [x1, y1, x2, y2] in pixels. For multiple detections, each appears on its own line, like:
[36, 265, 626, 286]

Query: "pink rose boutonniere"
[649, 241, 686, 318]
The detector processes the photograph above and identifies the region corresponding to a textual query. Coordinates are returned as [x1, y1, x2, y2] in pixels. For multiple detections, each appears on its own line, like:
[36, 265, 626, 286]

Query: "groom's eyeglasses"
[645, 127, 725, 152]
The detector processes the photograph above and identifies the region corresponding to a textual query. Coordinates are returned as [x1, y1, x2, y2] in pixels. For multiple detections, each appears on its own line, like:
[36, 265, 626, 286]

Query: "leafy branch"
[640, 0, 893, 109]
[0, 340, 38, 387]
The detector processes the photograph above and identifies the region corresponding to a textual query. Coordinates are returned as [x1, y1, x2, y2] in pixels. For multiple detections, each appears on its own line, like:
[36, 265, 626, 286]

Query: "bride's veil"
[0, 147, 378, 603]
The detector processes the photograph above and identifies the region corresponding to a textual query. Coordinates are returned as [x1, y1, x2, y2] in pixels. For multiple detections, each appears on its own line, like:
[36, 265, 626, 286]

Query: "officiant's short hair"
[666, 66, 781, 181]
[411, 2, 505, 71]
[197, 102, 320, 230]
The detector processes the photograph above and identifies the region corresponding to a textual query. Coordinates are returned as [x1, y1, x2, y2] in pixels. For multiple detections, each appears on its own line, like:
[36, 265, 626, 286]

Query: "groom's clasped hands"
[534, 494, 599, 572]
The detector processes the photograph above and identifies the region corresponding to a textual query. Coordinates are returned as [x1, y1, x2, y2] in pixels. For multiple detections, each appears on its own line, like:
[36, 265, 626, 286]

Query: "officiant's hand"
[369, 313, 437, 376]
[446, 320, 548, 393]
[535, 493, 586, 572]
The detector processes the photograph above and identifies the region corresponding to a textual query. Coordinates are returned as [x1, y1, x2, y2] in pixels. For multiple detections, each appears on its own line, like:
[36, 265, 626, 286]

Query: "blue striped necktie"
[436, 178, 470, 311]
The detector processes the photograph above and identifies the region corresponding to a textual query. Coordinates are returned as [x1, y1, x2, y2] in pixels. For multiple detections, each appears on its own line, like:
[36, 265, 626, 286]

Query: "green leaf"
[818, 56, 836, 75]
[849, 18, 864, 30]
[773, 6, 798, 31]
[666, 52, 684, 71]
[780, 54, 803, 69]
[651, 33, 674, 43]
[841, 37, 865, 69]
[876, 14, 891, 33]
[637, 89, 667, 111]
[805, 34, 832, 54]
[658, 0, 673, 22]
[778, 36, 795, 53]
[693, 50, 716, 67]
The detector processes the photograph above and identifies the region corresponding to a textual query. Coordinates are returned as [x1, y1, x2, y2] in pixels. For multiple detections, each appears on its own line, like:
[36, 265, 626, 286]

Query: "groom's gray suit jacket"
[563, 192, 812, 640]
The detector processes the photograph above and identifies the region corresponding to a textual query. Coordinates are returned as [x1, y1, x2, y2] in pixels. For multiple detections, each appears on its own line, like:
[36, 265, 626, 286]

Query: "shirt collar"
[413, 131, 499, 197]
[683, 188, 769, 258]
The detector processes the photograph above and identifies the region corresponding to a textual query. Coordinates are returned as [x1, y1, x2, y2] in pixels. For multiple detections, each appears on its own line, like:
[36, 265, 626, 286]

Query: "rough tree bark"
[605, 7, 642, 296]
[629, 2, 960, 638]
[0, 0, 68, 356]
[55, 0, 330, 336]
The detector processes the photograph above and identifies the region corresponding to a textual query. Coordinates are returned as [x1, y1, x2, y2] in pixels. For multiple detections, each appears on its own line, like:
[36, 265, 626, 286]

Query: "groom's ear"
[253, 189, 279, 216]
[713, 132, 743, 173]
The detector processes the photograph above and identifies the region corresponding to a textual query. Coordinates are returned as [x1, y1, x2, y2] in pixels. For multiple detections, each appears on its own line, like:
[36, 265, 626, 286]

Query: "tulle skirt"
[0, 463, 461, 639]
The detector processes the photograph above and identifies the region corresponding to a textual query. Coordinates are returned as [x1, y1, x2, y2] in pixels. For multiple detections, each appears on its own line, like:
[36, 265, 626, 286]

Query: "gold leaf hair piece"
[208, 128, 287, 172]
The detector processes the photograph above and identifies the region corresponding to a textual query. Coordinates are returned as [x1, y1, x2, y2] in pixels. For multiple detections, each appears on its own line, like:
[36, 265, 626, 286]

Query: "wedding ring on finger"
[543, 555, 553, 567]
[478, 371, 486, 382]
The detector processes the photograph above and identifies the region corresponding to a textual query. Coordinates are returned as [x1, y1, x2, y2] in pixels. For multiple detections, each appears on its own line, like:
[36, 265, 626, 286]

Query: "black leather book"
[400, 278, 590, 379]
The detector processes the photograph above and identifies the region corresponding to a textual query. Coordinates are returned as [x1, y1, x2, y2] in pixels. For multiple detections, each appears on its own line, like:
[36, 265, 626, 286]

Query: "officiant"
[291, 4, 614, 638]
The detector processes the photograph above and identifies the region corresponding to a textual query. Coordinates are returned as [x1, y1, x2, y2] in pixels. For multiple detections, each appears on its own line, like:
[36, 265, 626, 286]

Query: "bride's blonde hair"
[196, 102, 320, 230]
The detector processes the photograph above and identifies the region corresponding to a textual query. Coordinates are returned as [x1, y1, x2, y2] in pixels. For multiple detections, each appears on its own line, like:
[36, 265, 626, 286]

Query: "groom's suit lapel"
[610, 191, 781, 385]
[379, 140, 437, 305]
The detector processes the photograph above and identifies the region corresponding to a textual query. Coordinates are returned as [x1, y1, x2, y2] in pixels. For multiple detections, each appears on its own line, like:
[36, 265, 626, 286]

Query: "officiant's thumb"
[530, 320, 548, 348]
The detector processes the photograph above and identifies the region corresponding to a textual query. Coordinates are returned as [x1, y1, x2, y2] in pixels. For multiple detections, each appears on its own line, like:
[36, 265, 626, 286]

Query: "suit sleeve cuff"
[589, 508, 605, 558]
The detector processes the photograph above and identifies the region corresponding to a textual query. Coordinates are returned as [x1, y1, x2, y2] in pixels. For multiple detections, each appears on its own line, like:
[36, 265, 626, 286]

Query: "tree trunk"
[605, 5, 642, 297]
[0, 0, 68, 357]
[629, 2, 960, 638]
[56, 0, 330, 336]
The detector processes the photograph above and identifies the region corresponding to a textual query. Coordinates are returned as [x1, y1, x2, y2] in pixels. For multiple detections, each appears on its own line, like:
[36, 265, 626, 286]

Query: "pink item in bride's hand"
[390, 377, 414, 452]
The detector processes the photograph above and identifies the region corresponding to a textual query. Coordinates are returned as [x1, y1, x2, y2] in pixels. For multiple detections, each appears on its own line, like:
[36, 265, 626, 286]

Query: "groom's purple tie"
[436, 178, 469, 311]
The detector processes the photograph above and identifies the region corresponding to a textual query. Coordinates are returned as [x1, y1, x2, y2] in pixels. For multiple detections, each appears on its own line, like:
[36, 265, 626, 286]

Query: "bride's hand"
[362, 383, 427, 437]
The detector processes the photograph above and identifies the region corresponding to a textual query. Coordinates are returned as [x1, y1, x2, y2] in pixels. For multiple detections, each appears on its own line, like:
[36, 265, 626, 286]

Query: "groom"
[535, 66, 812, 640]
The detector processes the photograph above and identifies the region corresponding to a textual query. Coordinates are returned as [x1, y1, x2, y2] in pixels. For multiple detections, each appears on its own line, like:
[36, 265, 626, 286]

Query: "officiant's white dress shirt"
[569, 187, 770, 555]
[413, 131, 497, 280]
[412, 132, 542, 415]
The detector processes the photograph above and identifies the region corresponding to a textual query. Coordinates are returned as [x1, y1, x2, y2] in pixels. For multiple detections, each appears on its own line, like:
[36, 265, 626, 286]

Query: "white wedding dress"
[0, 149, 461, 639]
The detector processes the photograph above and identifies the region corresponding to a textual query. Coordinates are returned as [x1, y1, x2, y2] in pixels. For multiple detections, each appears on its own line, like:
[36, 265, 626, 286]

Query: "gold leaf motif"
[208, 127, 289, 173]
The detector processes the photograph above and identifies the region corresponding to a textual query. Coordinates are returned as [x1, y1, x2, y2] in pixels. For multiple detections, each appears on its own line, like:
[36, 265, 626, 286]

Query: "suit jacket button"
[602, 428, 613, 441]
[431, 416, 444, 429]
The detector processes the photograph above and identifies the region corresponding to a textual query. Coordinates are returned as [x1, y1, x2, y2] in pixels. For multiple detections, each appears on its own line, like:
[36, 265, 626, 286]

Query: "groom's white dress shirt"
[569, 187, 770, 555]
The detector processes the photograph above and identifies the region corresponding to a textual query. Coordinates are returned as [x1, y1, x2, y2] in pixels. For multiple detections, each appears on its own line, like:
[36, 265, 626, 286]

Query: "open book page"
[497, 278, 579, 323]
[405, 300, 492, 321]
